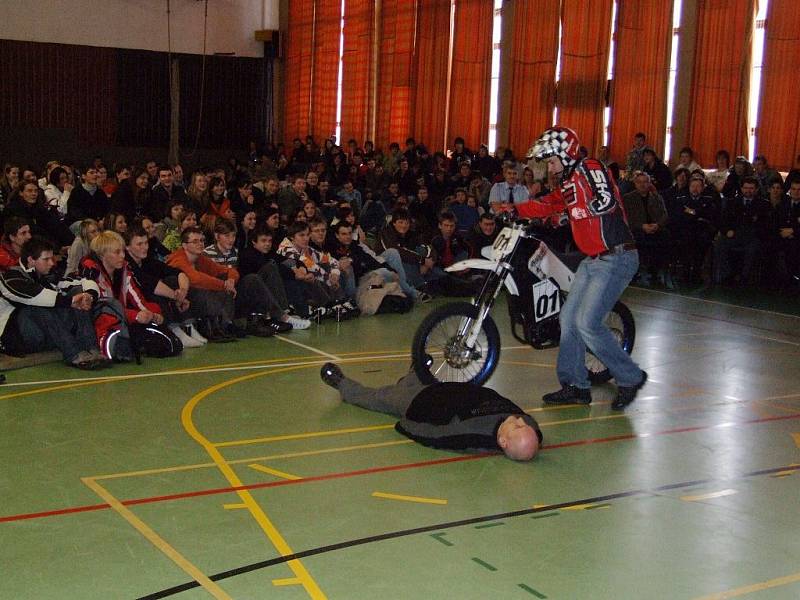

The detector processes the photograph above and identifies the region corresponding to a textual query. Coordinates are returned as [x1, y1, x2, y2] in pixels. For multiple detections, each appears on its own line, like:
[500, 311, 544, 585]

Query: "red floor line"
[2, 412, 799, 525]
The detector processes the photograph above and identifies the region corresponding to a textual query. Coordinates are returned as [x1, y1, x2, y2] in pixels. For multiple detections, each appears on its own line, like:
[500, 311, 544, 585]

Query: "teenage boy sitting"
[238, 225, 311, 329]
[203, 218, 301, 333]
[379, 208, 442, 292]
[0, 217, 32, 271]
[0, 237, 107, 369]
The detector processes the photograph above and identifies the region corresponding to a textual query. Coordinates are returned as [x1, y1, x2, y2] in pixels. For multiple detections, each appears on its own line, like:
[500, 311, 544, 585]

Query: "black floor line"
[136, 462, 799, 599]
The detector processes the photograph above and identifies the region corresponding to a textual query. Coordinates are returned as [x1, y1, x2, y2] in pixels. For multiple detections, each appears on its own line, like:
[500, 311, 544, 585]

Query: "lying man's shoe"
[542, 384, 592, 405]
[612, 371, 648, 410]
[70, 350, 101, 370]
[320, 362, 344, 388]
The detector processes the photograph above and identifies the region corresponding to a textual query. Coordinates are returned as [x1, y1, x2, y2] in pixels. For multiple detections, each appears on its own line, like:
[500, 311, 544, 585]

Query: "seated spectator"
[752, 154, 783, 197]
[229, 176, 259, 217]
[623, 172, 671, 286]
[379, 208, 441, 292]
[677, 147, 702, 174]
[713, 176, 772, 285]
[102, 211, 128, 236]
[0, 164, 20, 205]
[784, 154, 800, 190]
[474, 144, 500, 181]
[201, 176, 235, 235]
[166, 227, 239, 342]
[204, 218, 297, 335]
[642, 147, 673, 192]
[43, 166, 73, 217]
[767, 180, 786, 210]
[163, 207, 196, 252]
[772, 180, 800, 289]
[722, 156, 753, 198]
[186, 171, 210, 215]
[136, 216, 170, 262]
[448, 137, 473, 175]
[662, 167, 691, 219]
[303, 199, 323, 223]
[237, 226, 311, 329]
[706, 150, 731, 194]
[123, 227, 203, 348]
[278, 175, 308, 223]
[359, 192, 388, 236]
[66, 219, 99, 276]
[235, 210, 258, 254]
[149, 165, 188, 221]
[111, 167, 151, 225]
[489, 166, 529, 210]
[672, 175, 720, 284]
[277, 221, 347, 316]
[468, 213, 500, 257]
[80, 231, 163, 360]
[0, 237, 106, 368]
[448, 189, 479, 235]
[5, 180, 74, 251]
[0, 217, 32, 271]
[337, 180, 363, 214]
[66, 166, 110, 227]
[262, 206, 287, 246]
[393, 158, 418, 199]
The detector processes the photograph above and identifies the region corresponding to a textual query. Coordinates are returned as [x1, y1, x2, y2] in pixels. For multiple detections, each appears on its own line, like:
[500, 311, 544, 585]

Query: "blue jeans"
[16, 305, 98, 363]
[379, 248, 419, 299]
[557, 249, 642, 388]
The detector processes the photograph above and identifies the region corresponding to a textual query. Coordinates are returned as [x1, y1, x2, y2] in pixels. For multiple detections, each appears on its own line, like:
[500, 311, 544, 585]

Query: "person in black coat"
[320, 363, 542, 461]
[5, 181, 74, 250]
[772, 181, 800, 287]
[66, 166, 110, 226]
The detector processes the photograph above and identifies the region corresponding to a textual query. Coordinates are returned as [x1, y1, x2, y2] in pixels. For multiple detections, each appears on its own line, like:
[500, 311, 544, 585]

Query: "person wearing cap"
[512, 127, 647, 410]
[320, 362, 542, 461]
[722, 156, 754, 198]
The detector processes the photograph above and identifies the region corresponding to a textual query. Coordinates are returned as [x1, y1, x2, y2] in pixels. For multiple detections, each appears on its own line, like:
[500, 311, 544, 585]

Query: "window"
[487, 0, 504, 152]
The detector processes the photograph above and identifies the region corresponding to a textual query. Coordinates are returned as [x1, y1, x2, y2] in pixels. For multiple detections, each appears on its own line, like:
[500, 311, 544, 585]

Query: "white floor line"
[631, 286, 800, 319]
[0, 344, 535, 389]
[273, 335, 341, 360]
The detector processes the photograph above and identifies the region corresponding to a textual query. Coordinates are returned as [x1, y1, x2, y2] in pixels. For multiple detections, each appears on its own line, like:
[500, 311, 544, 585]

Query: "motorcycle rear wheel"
[412, 302, 501, 385]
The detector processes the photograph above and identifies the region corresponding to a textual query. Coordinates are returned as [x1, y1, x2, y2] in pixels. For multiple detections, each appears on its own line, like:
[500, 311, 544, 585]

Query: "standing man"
[513, 127, 647, 410]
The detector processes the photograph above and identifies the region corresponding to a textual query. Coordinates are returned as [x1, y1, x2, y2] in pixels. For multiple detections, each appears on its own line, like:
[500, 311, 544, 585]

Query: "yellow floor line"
[694, 570, 800, 599]
[91, 439, 415, 481]
[249, 464, 302, 480]
[223, 503, 247, 510]
[680, 489, 738, 502]
[273, 577, 303, 587]
[215, 423, 395, 447]
[371, 491, 448, 505]
[81, 477, 232, 600]
[182, 366, 327, 600]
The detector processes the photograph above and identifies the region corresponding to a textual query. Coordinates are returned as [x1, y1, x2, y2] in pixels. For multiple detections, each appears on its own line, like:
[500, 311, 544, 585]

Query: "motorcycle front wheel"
[412, 302, 501, 385]
[585, 301, 637, 384]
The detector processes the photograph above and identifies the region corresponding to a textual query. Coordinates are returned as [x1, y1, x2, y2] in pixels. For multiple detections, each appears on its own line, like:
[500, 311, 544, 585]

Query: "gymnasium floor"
[2, 286, 799, 600]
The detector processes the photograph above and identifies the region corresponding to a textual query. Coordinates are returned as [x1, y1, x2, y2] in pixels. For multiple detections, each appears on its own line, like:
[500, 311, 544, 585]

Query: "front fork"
[458, 267, 508, 348]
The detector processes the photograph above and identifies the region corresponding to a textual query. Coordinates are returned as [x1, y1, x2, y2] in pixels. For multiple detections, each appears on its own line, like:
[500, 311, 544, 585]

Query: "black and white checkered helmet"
[526, 126, 581, 169]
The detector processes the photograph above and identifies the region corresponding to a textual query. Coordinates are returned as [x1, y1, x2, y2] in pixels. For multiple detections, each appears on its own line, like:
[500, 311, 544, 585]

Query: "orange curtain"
[756, 0, 800, 171]
[284, 0, 315, 146]
[412, 0, 451, 152]
[557, 0, 614, 156]
[311, 0, 341, 140]
[375, 0, 417, 151]
[341, 0, 374, 146]
[506, 0, 560, 158]
[686, 0, 755, 166]
[447, 0, 494, 150]
[608, 0, 673, 164]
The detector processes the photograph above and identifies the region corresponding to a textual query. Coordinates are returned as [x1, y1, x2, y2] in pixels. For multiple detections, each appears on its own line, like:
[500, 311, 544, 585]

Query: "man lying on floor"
[320, 363, 542, 461]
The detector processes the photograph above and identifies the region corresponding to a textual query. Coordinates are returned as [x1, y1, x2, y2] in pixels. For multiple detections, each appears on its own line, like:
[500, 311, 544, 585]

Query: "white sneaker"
[184, 322, 208, 344]
[286, 314, 312, 330]
[170, 324, 203, 348]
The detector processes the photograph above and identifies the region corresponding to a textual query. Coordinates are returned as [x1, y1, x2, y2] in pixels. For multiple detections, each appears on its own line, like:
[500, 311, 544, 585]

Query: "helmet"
[526, 126, 581, 170]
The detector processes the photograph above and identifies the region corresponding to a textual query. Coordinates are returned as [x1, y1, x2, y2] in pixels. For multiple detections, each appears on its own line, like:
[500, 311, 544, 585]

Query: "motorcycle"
[411, 217, 636, 385]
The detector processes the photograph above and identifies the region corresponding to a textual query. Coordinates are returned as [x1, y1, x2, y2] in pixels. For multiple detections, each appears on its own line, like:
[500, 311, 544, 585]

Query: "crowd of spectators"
[0, 130, 797, 369]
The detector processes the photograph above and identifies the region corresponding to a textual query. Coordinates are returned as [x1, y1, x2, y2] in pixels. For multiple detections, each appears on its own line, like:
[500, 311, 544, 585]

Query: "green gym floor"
[2, 286, 800, 600]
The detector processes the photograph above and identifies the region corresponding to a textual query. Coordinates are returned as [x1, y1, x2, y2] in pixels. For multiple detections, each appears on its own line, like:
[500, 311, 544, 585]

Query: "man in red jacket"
[512, 127, 647, 410]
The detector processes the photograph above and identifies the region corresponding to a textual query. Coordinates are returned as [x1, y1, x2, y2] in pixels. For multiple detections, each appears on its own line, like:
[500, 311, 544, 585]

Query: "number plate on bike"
[532, 279, 561, 322]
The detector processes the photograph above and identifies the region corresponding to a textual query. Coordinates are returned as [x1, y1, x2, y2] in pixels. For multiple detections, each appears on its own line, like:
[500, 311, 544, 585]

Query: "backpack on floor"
[131, 323, 183, 358]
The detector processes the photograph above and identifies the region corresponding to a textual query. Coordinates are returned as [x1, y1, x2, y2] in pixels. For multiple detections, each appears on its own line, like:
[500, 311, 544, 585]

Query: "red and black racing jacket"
[516, 159, 634, 257]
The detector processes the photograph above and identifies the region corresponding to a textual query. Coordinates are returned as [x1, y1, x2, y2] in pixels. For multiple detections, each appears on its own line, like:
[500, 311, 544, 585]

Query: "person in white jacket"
[43, 166, 73, 217]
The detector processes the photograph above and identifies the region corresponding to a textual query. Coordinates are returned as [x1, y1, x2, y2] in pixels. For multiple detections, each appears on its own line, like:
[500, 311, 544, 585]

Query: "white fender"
[444, 259, 519, 296]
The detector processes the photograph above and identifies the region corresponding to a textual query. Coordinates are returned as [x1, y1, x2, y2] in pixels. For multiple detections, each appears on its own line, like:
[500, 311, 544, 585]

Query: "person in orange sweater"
[166, 226, 238, 342]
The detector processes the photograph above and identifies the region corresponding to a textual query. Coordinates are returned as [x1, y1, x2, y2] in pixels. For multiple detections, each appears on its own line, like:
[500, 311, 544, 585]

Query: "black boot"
[612, 371, 648, 410]
[542, 384, 592, 405]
